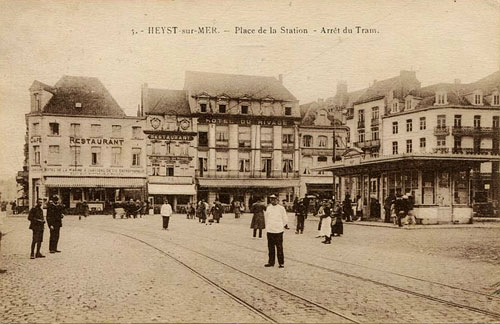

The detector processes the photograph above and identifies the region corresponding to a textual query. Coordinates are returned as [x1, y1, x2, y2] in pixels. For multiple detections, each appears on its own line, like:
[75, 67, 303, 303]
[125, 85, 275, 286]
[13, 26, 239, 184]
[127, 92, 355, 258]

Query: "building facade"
[25, 76, 147, 211]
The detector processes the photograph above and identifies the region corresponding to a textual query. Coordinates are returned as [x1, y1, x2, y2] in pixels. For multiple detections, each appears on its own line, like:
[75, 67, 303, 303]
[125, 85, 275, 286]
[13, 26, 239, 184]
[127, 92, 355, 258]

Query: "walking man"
[250, 197, 266, 238]
[294, 198, 307, 234]
[28, 199, 46, 259]
[161, 199, 173, 230]
[264, 194, 288, 268]
[47, 195, 64, 253]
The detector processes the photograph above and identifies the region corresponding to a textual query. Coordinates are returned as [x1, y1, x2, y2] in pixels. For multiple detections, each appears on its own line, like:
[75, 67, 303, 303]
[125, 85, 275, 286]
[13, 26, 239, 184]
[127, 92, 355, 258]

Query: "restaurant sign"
[42, 166, 145, 177]
[147, 134, 194, 141]
[69, 137, 124, 146]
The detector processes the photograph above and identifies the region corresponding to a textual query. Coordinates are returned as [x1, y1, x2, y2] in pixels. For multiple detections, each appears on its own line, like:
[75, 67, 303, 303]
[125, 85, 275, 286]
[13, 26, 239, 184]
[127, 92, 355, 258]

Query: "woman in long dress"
[250, 198, 266, 238]
[319, 201, 332, 244]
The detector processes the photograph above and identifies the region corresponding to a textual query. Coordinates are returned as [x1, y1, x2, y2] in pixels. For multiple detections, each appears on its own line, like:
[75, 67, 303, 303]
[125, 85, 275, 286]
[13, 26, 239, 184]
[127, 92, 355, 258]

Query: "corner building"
[185, 71, 301, 209]
[26, 76, 146, 210]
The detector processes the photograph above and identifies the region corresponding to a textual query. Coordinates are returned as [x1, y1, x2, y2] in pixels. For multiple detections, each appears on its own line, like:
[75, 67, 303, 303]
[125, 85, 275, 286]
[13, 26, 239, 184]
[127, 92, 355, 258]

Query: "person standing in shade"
[264, 195, 288, 268]
[384, 194, 395, 223]
[331, 199, 343, 237]
[355, 195, 363, 221]
[250, 197, 266, 238]
[28, 199, 46, 259]
[343, 194, 352, 222]
[394, 194, 404, 227]
[47, 195, 64, 253]
[161, 199, 173, 230]
[0, 203, 7, 272]
[294, 198, 307, 234]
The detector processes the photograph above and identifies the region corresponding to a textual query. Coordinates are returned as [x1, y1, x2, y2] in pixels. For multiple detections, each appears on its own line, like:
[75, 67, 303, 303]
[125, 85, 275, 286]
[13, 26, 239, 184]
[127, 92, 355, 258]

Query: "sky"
[0, 0, 499, 180]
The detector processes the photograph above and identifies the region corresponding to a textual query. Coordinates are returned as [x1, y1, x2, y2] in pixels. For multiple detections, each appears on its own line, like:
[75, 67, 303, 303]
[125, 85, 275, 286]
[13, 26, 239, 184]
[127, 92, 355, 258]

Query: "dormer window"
[405, 98, 412, 110]
[218, 104, 226, 113]
[435, 91, 447, 105]
[285, 107, 292, 116]
[241, 105, 248, 114]
[473, 91, 483, 105]
[35, 93, 41, 111]
[200, 103, 207, 113]
[391, 100, 399, 113]
[493, 91, 500, 106]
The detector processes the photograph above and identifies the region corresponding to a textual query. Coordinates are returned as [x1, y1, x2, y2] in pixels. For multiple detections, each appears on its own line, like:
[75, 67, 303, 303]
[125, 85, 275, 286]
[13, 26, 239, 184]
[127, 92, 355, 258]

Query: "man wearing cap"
[264, 195, 288, 268]
[47, 195, 65, 253]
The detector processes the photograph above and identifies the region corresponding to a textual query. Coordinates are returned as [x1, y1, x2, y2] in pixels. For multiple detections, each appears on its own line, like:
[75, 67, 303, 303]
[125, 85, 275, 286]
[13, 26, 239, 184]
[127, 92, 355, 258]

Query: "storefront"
[147, 183, 196, 213]
[318, 152, 500, 224]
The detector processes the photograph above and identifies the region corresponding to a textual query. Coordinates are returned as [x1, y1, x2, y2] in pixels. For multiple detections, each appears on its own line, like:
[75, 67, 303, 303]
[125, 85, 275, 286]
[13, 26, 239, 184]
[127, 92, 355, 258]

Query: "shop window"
[91, 147, 101, 165]
[302, 135, 312, 147]
[70, 146, 81, 166]
[112, 125, 122, 138]
[132, 148, 141, 166]
[48, 145, 60, 164]
[73, 189, 82, 201]
[33, 145, 40, 165]
[166, 165, 175, 176]
[454, 171, 468, 205]
[111, 147, 121, 166]
[420, 117, 426, 130]
[49, 122, 59, 136]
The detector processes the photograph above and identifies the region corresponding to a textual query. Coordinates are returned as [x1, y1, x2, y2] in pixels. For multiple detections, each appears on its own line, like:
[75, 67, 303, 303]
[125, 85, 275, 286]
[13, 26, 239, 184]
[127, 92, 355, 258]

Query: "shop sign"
[30, 136, 41, 144]
[69, 137, 124, 146]
[345, 157, 361, 166]
[148, 134, 194, 141]
[42, 166, 144, 177]
[198, 116, 293, 126]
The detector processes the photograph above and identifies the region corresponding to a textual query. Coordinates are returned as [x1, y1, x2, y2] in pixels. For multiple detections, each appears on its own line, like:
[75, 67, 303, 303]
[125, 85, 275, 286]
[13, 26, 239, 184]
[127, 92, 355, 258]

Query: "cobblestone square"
[1, 212, 499, 323]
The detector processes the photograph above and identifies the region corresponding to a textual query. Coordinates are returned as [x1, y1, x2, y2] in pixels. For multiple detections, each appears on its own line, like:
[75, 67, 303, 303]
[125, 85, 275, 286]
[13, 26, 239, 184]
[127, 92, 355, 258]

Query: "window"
[49, 122, 59, 136]
[91, 124, 101, 137]
[493, 116, 499, 128]
[239, 127, 251, 147]
[436, 91, 447, 105]
[318, 135, 328, 147]
[261, 127, 273, 148]
[371, 106, 379, 120]
[391, 101, 399, 113]
[216, 157, 228, 172]
[70, 123, 80, 137]
[358, 129, 365, 142]
[70, 146, 81, 165]
[198, 132, 208, 147]
[216, 126, 229, 146]
[285, 107, 292, 116]
[454, 115, 462, 128]
[282, 159, 293, 173]
[112, 125, 122, 138]
[34, 93, 41, 111]
[454, 137, 461, 148]
[392, 122, 398, 134]
[437, 136, 446, 147]
[406, 119, 413, 132]
[152, 164, 160, 176]
[474, 115, 481, 128]
[405, 98, 412, 110]
[317, 156, 328, 162]
[33, 146, 40, 164]
[358, 109, 365, 122]
[474, 93, 482, 105]
[111, 147, 122, 166]
[48, 145, 60, 164]
[239, 159, 250, 172]
[241, 105, 248, 114]
[406, 140, 412, 153]
[420, 117, 426, 130]
[218, 104, 226, 113]
[302, 135, 312, 147]
[494, 93, 500, 106]
[420, 138, 426, 150]
[132, 126, 142, 139]
[199, 158, 208, 172]
[151, 142, 161, 155]
[32, 123, 40, 136]
[132, 148, 141, 166]
[282, 131, 294, 148]
[200, 103, 207, 113]
[180, 143, 189, 156]
[371, 127, 379, 140]
[392, 141, 398, 155]
[437, 115, 446, 128]
[91, 147, 101, 165]
[166, 165, 175, 176]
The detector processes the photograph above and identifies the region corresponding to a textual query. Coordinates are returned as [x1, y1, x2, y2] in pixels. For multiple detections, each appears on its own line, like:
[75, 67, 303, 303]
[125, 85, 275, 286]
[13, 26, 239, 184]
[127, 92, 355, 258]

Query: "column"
[208, 124, 216, 177]
[252, 125, 261, 176]
[273, 125, 282, 177]
[228, 124, 239, 177]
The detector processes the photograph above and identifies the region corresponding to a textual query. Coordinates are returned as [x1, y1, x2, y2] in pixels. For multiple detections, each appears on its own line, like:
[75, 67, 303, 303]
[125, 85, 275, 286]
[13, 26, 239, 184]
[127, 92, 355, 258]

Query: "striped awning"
[148, 184, 196, 195]
[44, 177, 145, 188]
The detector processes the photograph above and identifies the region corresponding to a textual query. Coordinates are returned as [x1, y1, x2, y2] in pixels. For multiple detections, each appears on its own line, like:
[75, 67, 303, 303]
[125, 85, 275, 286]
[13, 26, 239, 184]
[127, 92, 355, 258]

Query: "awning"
[197, 178, 299, 188]
[148, 183, 196, 195]
[45, 177, 145, 188]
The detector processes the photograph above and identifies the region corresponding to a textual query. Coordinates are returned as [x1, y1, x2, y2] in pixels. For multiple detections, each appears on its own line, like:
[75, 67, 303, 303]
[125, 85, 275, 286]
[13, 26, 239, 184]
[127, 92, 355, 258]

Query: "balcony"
[261, 140, 273, 149]
[282, 142, 295, 150]
[354, 139, 380, 149]
[371, 118, 380, 126]
[196, 170, 299, 179]
[452, 126, 498, 137]
[216, 140, 228, 147]
[357, 121, 365, 129]
[434, 126, 450, 136]
[451, 148, 500, 156]
[432, 147, 449, 154]
[238, 140, 251, 148]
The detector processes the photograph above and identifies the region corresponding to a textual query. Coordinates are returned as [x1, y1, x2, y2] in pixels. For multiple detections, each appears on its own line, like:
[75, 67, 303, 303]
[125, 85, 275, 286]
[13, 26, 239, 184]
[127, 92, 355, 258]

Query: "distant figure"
[319, 201, 332, 244]
[161, 199, 173, 230]
[384, 194, 395, 223]
[316, 201, 326, 237]
[343, 194, 352, 222]
[11, 201, 17, 215]
[197, 200, 207, 223]
[0, 205, 6, 272]
[212, 201, 223, 223]
[394, 194, 404, 227]
[406, 194, 416, 225]
[264, 195, 288, 268]
[250, 197, 266, 238]
[294, 198, 307, 234]
[331, 200, 343, 237]
[79, 201, 89, 220]
[234, 201, 242, 219]
[187, 202, 195, 219]
[47, 195, 64, 253]
[355, 195, 363, 221]
[28, 199, 46, 259]
[136, 199, 144, 218]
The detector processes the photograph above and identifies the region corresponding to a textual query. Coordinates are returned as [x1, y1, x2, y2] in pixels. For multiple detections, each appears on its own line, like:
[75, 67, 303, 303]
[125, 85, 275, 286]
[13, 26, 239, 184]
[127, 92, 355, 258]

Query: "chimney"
[400, 70, 416, 81]
[278, 74, 283, 84]
[141, 83, 148, 114]
[336, 81, 347, 96]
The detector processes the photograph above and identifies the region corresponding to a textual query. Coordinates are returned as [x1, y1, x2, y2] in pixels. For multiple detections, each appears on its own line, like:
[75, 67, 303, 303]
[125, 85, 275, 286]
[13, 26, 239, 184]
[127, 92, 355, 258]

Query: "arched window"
[303, 135, 313, 147]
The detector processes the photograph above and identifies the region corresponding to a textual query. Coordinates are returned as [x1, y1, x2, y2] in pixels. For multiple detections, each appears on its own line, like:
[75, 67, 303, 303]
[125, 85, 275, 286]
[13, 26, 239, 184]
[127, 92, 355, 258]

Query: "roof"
[355, 76, 400, 103]
[299, 100, 343, 126]
[145, 88, 190, 115]
[41, 76, 126, 117]
[184, 71, 297, 101]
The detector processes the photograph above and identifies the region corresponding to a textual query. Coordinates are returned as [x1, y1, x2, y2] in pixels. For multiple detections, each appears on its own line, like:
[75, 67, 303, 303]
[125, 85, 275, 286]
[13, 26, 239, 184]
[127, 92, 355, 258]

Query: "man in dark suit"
[47, 195, 64, 253]
[28, 199, 46, 259]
